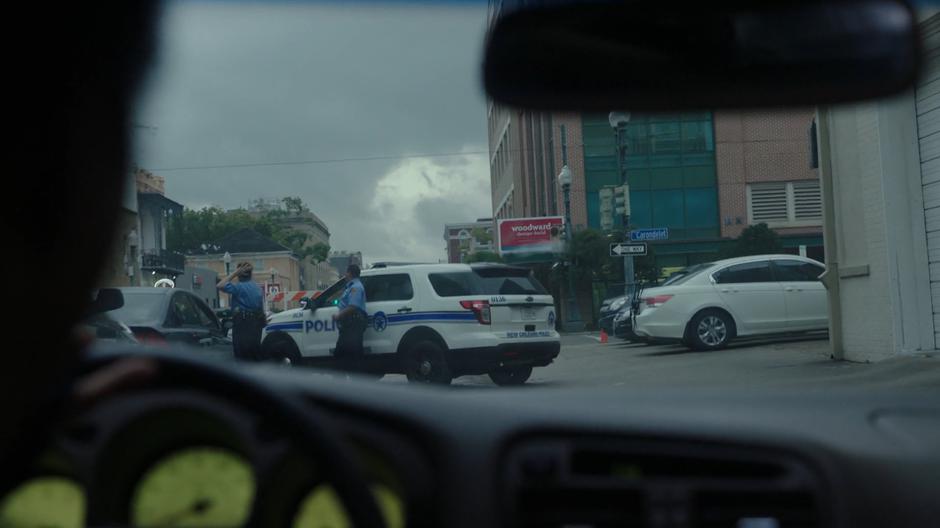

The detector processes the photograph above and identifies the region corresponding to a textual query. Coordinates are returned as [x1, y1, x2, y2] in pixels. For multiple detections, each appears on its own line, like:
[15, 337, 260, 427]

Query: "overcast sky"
[133, 1, 491, 264]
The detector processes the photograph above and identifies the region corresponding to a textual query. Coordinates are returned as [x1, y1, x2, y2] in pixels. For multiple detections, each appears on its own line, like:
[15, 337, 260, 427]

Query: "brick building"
[715, 110, 824, 261]
[488, 109, 824, 272]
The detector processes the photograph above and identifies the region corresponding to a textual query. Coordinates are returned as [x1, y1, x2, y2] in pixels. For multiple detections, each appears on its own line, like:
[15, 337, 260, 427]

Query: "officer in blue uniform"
[332, 264, 368, 365]
[217, 262, 265, 361]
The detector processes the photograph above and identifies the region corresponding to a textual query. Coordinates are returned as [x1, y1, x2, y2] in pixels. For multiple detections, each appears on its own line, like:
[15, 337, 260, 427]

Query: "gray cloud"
[133, 1, 490, 263]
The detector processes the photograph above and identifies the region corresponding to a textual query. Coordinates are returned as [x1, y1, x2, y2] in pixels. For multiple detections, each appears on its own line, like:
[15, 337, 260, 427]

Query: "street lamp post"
[270, 267, 279, 312]
[222, 252, 232, 308]
[609, 112, 634, 297]
[557, 162, 583, 331]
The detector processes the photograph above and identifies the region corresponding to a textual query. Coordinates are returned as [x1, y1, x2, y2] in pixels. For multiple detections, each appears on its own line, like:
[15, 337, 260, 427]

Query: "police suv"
[261, 263, 560, 385]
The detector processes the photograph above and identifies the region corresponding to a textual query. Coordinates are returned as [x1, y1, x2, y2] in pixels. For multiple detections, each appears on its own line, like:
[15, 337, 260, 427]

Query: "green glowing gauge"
[292, 483, 404, 528]
[131, 446, 255, 528]
[0, 476, 85, 528]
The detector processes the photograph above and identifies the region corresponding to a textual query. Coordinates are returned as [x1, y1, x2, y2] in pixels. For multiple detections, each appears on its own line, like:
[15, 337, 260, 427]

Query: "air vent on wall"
[503, 437, 825, 528]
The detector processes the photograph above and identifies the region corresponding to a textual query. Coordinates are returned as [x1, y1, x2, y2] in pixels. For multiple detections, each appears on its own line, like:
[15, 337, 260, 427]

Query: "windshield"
[429, 270, 548, 297]
[661, 263, 713, 287]
[107, 291, 166, 325]
[79, 0, 937, 392]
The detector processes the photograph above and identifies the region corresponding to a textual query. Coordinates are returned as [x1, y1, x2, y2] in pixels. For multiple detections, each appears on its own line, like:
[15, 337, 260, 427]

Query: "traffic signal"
[614, 184, 630, 216]
[599, 187, 614, 231]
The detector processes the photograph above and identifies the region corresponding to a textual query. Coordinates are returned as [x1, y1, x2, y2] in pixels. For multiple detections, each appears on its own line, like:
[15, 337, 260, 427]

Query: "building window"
[747, 180, 822, 227]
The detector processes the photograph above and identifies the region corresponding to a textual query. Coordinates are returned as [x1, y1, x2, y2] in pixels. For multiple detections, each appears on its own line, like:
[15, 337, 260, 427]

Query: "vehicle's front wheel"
[262, 334, 301, 366]
[488, 366, 533, 386]
[687, 310, 734, 350]
[402, 340, 452, 385]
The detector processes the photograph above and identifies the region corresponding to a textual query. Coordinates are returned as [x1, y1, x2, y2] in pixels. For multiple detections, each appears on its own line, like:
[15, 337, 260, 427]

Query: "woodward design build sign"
[497, 216, 565, 263]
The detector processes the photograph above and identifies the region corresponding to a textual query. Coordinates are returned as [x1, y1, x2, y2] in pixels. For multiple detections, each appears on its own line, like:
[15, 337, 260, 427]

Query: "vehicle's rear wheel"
[687, 310, 734, 350]
[488, 366, 533, 386]
[263, 334, 301, 366]
[402, 340, 452, 385]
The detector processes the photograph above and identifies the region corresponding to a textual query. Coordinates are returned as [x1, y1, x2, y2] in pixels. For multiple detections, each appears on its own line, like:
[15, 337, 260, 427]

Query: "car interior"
[2, 1, 938, 527]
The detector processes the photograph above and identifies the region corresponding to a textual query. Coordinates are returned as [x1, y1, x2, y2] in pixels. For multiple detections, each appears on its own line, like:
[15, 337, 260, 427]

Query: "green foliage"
[309, 242, 331, 264]
[545, 228, 621, 284]
[168, 197, 331, 266]
[464, 250, 503, 264]
[471, 227, 493, 246]
[721, 223, 783, 258]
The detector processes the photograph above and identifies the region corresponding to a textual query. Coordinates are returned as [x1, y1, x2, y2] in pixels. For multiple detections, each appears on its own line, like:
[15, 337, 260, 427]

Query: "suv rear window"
[429, 269, 548, 297]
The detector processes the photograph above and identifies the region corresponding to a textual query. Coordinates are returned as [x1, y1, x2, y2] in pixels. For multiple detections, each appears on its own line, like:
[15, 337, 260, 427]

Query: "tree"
[310, 242, 330, 264]
[168, 198, 331, 267]
[281, 196, 309, 216]
[464, 250, 503, 264]
[471, 227, 493, 246]
[721, 223, 783, 258]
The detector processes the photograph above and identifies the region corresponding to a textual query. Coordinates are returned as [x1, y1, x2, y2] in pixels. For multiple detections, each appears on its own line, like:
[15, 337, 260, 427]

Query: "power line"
[142, 144, 591, 172]
[148, 150, 492, 172]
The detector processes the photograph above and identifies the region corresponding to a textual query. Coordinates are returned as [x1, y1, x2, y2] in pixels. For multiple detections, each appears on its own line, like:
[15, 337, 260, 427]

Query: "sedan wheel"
[689, 310, 733, 350]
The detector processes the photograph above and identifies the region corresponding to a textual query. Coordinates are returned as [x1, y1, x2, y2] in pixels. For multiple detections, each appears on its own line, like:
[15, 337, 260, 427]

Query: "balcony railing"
[141, 249, 185, 274]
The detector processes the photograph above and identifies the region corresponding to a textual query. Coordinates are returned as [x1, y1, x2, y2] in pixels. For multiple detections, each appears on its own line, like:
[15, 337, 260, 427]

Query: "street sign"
[610, 242, 647, 257]
[630, 227, 669, 241]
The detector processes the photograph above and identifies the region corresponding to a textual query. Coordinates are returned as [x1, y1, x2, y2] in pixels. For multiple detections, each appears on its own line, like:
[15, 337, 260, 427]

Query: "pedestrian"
[217, 262, 266, 361]
[332, 264, 368, 370]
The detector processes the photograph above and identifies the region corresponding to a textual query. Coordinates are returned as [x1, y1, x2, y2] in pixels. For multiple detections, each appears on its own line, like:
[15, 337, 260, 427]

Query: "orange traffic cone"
[600, 329, 609, 344]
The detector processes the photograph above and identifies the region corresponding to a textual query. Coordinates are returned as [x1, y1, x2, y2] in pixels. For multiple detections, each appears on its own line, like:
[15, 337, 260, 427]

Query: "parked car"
[214, 308, 234, 333]
[633, 255, 827, 350]
[79, 288, 138, 345]
[612, 305, 636, 341]
[106, 287, 233, 352]
[598, 295, 629, 334]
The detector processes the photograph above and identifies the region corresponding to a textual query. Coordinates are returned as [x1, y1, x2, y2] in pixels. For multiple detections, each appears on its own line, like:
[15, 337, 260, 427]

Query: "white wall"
[825, 94, 935, 361]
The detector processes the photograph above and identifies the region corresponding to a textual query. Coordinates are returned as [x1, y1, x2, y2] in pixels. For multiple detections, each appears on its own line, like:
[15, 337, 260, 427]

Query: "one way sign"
[610, 242, 647, 257]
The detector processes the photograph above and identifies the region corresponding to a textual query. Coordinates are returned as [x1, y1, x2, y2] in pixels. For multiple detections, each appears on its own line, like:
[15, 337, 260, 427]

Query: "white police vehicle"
[261, 263, 560, 385]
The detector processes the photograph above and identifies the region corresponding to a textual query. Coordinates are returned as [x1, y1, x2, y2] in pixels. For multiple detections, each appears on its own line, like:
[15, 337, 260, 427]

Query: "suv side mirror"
[89, 288, 124, 314]
[299, 297, 311, 309]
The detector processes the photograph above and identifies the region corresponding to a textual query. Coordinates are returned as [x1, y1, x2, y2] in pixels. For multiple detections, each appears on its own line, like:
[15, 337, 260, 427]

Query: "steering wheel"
[78, 349, 387, 527]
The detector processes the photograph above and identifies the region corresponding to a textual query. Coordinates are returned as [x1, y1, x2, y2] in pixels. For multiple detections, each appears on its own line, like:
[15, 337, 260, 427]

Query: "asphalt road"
[189, 332, 940, 390]
[382, 333, 940, 390]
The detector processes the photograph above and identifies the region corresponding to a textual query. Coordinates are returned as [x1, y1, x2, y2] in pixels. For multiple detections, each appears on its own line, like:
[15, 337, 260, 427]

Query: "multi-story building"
[444, 219, 495, 263]
[101, 168, 185, 287]
[185, 228, 302, 309]
[485, 3, 823, 276]
[487, 108, 824, 273]
[715, 110, 824, 262]
[244, 199, 333, 290]
[136, 169, 185, 283]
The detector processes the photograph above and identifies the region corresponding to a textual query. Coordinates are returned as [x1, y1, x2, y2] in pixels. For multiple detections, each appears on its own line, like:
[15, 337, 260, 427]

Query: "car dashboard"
[3, 358, 939, 528]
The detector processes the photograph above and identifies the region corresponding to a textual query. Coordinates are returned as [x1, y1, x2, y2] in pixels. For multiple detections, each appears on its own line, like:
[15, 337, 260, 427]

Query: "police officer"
[332, 264, 368, 368]
[217, 262, 265, 361]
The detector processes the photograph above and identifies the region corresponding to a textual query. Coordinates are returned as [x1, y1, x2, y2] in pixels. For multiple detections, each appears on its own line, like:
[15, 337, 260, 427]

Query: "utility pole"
[609, 112, 633, 297]
[558, 124, 583, 330]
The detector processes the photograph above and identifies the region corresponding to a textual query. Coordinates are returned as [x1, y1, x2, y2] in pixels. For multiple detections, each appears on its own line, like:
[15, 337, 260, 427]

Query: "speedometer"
[131, 446, 255, 528]
[0, 476, 84, 528]
[292, 483, 404, 528]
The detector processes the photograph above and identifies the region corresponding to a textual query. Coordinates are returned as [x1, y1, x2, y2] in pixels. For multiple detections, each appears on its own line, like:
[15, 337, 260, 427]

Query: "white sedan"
[633, 255, 827, 350]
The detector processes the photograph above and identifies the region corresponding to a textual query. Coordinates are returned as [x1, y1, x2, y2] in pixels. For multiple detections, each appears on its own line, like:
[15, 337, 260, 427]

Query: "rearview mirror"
[88, 288, 124, 314]
[483, 0, 920, 111]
